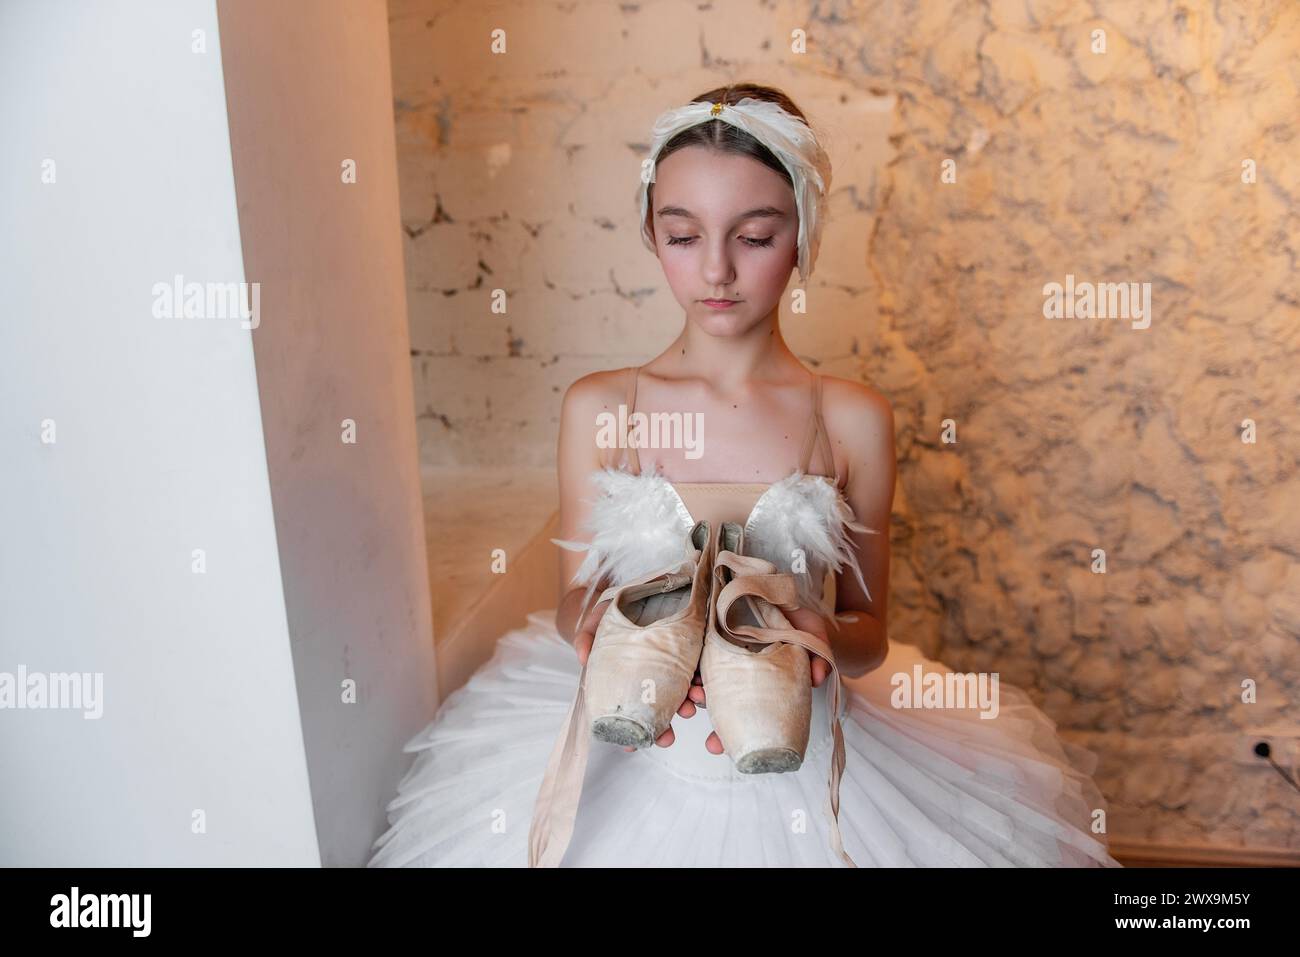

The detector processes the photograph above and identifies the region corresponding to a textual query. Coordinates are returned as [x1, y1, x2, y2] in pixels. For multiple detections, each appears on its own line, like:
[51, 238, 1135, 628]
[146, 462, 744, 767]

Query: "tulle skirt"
[369, 610, 1121, 867]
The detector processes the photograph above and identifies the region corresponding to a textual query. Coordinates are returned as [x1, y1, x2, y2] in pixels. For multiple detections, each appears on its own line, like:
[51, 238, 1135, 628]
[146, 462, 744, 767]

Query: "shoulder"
[820, 374, 894, 436]
[818, 375, 895, 489]
[558, 368, 637, 470]
[560, 367, 633, 420]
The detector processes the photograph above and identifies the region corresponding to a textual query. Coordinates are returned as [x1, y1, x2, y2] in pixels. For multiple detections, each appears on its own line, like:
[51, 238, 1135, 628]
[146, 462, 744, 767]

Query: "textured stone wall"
[388, 0, 1300, 852]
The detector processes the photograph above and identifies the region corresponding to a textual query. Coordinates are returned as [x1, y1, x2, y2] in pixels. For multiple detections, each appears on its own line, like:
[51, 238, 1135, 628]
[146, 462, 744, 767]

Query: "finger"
[811, 654, 829, 687]
[687, 683, 706, 706]
[655, 725, 676, 748]
[677, 698, 696, 719]
[705, 731, 725, 756]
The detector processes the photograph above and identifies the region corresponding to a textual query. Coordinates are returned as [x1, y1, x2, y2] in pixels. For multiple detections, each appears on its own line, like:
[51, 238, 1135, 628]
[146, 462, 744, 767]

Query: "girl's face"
[648, 145, 799, 336]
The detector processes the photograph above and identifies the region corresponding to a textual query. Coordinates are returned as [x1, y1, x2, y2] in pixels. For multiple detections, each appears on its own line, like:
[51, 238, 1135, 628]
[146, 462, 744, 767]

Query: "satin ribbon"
[528, 556, 697, 868]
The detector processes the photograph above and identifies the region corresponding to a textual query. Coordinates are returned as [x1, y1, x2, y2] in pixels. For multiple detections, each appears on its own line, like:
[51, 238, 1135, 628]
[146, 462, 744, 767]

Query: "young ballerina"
[369, 83, 1121, 868]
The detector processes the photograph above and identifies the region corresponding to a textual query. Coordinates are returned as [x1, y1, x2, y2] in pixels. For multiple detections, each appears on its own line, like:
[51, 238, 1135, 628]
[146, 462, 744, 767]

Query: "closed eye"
[666, 235, 775, 248]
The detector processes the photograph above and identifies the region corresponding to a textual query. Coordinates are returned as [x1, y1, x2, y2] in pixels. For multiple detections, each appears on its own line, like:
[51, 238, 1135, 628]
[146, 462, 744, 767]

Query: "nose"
[701, 236, 736, 288]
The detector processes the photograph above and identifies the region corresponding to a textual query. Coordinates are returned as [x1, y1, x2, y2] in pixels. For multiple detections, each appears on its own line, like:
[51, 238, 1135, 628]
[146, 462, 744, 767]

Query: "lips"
[702, 299, 740, 307]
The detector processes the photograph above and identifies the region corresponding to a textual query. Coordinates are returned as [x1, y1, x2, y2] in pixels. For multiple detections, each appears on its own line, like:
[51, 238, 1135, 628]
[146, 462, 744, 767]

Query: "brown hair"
[644, 83, 812, 240]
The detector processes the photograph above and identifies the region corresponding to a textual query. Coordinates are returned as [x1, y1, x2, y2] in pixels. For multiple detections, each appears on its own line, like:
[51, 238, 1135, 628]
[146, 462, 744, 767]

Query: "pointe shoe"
[701, 521, 811, 772]
[583, 520, 714, 749]
[701, 520, 857, 866]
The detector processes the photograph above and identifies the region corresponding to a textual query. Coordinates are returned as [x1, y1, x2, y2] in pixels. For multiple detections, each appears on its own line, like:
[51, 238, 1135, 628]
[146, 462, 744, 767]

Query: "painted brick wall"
[388, 0, 1300, 852]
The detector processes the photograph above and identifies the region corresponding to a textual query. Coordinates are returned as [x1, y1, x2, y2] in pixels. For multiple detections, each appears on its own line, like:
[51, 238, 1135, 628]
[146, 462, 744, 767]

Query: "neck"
[663, 300, 802, 394]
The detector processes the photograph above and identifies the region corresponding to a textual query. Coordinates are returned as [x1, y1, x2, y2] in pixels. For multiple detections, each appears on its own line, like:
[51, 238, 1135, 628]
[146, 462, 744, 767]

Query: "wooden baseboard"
[1108, 839, 1300, 867]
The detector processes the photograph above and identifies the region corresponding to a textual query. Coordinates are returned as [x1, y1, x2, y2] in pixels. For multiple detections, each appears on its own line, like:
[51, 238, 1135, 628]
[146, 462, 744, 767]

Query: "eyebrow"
[654, 205, 788, 223]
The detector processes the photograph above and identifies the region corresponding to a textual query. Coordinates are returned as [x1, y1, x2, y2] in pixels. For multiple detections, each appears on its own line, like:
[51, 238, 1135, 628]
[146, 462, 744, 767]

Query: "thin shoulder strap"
[797, 373, 838, 484]
[622, 366, 641, 475]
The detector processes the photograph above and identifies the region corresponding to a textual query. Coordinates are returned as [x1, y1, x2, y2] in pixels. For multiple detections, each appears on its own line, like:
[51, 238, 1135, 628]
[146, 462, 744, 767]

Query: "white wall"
[0, 0, 320, 864]
[216, 0, 437, 867]
[0, 0, 436, 866]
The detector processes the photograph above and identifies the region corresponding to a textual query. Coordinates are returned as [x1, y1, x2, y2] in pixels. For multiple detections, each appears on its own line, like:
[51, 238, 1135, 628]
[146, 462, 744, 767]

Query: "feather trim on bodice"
[552, 466, 880, 630]
[741, 470, 881, 628]
[551, 468, 696, 627]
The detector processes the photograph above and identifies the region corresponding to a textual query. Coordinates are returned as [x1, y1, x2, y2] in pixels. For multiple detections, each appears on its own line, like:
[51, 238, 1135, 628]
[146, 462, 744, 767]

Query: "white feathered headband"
[636, 96, 833, 284]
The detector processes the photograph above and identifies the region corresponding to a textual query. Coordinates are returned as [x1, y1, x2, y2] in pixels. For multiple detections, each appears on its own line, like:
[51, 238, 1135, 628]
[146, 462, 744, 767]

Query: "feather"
[742, 471, 881, 629]
[551, 467, 695, 628]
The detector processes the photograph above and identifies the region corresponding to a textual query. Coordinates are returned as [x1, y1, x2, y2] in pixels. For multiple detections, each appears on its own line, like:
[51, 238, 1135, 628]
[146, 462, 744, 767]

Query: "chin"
[696, 314, 755, 337]
[692, 306, 764, 337]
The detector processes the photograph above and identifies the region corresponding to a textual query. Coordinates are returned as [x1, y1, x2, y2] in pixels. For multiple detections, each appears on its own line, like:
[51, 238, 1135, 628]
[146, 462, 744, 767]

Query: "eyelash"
[665, 235, 775, 248]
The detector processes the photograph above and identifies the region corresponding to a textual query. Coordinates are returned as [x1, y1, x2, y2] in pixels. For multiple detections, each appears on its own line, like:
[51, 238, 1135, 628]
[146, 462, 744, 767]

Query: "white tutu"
[369, 610, 1121, 868]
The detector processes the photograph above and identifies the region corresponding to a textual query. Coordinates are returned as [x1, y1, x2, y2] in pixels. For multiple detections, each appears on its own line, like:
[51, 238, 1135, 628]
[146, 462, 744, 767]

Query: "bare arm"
[822, 378, 896, 678]
[553, 371, 622, 646]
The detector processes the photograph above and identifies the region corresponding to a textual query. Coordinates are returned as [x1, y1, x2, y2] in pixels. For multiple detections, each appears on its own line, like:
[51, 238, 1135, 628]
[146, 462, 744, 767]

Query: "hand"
[692, 606, 830, 757]
[783, 604, 833, 689]
[573, 599, 698, 753]
[571, 598, 609, 668]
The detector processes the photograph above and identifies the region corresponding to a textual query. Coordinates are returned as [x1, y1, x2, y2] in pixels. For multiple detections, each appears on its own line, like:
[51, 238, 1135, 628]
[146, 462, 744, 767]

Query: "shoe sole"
[736, 747, 803, 774]
[591, 714, 655, 749]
